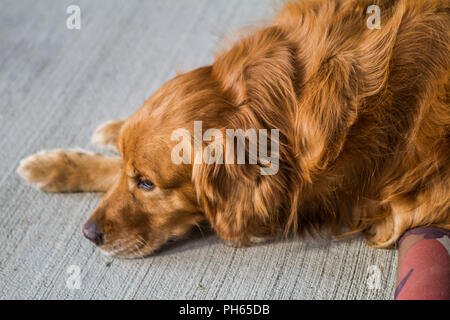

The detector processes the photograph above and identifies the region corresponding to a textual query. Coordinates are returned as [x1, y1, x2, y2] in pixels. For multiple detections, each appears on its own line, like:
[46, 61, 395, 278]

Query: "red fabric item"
[395, 235, 450, 300]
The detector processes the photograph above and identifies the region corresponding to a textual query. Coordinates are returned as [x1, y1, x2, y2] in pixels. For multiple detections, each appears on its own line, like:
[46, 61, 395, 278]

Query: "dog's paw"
[91, 120, 124, 152]
[223, 239, 243, 248]
[16, 149, 96, 192]
[222, 235, 270, 248]
[248, 235, 271, 245]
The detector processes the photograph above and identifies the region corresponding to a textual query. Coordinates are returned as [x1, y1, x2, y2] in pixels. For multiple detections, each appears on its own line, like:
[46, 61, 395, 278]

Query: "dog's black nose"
[82, 220, 103, 246]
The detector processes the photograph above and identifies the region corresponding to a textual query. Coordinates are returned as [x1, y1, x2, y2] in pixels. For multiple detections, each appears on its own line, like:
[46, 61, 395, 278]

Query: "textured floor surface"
[0, 0, 397, 299]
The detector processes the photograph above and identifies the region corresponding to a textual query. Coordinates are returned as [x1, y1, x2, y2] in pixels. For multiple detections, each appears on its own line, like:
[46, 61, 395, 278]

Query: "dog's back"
[272, 0, 450, 246]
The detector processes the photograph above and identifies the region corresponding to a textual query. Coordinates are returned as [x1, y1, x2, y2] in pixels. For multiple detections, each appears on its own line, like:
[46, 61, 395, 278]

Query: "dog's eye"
[137, 179, 155, 191]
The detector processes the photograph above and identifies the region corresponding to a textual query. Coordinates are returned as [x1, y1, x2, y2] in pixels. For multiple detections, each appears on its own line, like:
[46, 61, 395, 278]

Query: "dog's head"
[83, 63, 292, 258]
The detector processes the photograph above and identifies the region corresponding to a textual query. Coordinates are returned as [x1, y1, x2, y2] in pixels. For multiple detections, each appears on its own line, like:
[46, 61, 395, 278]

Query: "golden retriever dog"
[17, 0, 449, 258]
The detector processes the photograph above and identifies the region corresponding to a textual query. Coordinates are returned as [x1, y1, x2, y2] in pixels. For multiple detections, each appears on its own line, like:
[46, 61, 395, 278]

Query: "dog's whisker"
[137, 235, 148, 247]
[114, 239, 140, 256]
[102, 237, 135, 255]
[132, 243, 145, 258]
[194, 222, 206, 239]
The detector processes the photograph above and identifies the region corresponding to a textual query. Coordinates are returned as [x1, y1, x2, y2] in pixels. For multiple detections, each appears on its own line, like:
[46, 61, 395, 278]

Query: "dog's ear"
[192, 108, 297, 246]
[192, 27, 301, 245]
